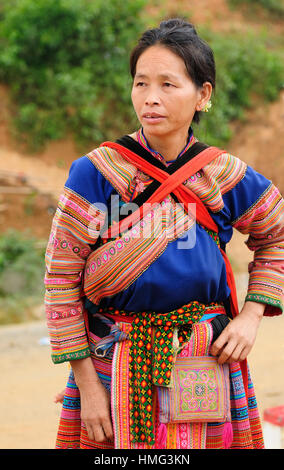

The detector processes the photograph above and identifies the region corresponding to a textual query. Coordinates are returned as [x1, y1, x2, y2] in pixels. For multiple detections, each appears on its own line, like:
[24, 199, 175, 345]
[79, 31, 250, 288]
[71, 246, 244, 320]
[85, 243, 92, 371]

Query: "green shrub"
[0, 0, 146, 150]
[0, 1, 283, 150]
[0, 229, 46, 324]
[228, 0, 284, 16]
[193, 29, 283, 146]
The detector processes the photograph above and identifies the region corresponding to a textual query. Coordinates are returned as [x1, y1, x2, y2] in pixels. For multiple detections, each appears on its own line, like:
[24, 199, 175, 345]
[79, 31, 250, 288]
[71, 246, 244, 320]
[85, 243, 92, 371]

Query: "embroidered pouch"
[157, 321, 231, 424]
[158, 355, 231, 423]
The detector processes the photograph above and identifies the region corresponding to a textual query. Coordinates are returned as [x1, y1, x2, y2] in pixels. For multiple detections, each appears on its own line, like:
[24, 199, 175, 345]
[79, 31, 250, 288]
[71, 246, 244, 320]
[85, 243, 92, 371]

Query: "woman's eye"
[136, 82, 146, 87]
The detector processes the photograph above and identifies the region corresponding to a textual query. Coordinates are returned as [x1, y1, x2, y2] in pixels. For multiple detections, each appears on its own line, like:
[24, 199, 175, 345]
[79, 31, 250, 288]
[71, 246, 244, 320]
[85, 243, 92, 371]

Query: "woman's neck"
[142, 129, 189, 162]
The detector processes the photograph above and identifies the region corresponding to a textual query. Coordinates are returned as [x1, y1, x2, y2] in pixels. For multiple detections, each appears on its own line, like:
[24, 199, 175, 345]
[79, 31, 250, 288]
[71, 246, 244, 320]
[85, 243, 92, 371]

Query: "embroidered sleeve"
[44, 157, 108, 363]
[225, 165, 284, 316]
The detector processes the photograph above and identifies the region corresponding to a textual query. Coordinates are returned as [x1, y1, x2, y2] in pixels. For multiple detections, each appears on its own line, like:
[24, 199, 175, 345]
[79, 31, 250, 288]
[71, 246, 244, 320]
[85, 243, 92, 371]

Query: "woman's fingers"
[215, 339, 237, 364]
[84, 402, 114, 443]
[103, 416, 114, 442]
[85, 422, 95, 441]
[85, 421, 106, 442]
[210, 310, 260, 365]
[210, 325, 251, 364]
[211, 334, 252, 365]
[222, 343, 245, 364]
[86, 419, 114, 443]
[92, 424, 107, 443]
[210, 328, 229, 358]
[239, 345, 251, 363]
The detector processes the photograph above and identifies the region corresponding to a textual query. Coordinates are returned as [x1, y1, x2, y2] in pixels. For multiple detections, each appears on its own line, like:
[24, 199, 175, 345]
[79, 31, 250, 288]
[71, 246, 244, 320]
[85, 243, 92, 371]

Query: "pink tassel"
[156, 423, 167, 449]
[222, 422, 233, 449]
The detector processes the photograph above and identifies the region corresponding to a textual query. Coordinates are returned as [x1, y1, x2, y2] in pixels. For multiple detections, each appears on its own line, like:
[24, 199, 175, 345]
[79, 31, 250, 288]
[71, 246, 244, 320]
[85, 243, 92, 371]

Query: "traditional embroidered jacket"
[44, 128, 284, 365]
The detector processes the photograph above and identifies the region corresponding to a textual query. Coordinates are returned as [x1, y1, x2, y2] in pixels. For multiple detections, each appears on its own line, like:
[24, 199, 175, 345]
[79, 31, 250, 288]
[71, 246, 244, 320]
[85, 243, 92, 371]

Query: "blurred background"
[0, 0, 283, 449]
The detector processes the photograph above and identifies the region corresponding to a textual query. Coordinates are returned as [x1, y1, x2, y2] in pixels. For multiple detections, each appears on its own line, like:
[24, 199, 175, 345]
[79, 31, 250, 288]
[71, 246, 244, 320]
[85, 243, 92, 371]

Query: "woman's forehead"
[135, 71, 182, 81]
[135, 46, 188, 78]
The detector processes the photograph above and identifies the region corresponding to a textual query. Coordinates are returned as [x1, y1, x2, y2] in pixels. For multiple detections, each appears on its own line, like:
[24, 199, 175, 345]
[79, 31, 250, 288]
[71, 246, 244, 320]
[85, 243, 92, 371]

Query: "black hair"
[130, 18, 215, 123]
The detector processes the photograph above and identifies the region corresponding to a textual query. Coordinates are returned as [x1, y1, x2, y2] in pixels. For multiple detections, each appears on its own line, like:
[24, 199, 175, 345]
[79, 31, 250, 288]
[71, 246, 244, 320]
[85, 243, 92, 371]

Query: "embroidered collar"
[136, 127, 195, 166]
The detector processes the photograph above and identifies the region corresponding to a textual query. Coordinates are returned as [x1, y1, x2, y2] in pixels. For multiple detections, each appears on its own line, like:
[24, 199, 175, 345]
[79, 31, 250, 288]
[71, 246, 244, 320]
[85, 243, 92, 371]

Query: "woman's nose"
[145, 88, 160, 106]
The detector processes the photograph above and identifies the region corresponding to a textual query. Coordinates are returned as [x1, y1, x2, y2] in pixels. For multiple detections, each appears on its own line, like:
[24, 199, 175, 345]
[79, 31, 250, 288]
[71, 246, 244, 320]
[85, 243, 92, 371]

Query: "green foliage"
[0, 0, 283, 150]
[228, 0, 284, 16]
[0, 229, 46, 324]
[0, 0, 146, 150]
[193, 29, 284, 146]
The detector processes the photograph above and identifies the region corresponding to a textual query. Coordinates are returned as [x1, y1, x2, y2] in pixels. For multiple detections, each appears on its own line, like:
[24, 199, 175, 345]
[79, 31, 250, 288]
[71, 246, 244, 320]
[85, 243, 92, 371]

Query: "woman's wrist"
[242, 300, 265, 321]
[70, 357, 101, 389]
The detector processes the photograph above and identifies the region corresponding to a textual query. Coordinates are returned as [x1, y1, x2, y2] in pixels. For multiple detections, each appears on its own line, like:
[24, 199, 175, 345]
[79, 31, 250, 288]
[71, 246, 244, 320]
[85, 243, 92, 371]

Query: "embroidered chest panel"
[87, 147, 247, 213]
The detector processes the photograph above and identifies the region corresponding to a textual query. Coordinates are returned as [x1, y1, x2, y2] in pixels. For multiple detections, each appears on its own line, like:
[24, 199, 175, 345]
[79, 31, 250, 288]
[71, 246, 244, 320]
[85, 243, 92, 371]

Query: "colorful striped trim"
[47, 313, 90, 364]
[233, 183, 282, 228]
[44, 185, 106, 362]
[183, 152, 247, 213]
[83, 201, 197, 305]
[245, 293, 283, 312]
[87, 146, 137, 203]
[52, 347, 90, 364]
[233, 183, 284, 316]
[111, 322, 132, 449]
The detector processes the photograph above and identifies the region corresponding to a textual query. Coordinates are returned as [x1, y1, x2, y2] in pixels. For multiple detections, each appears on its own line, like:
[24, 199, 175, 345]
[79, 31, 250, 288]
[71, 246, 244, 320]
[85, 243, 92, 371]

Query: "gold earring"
[202, 100, 212, 113]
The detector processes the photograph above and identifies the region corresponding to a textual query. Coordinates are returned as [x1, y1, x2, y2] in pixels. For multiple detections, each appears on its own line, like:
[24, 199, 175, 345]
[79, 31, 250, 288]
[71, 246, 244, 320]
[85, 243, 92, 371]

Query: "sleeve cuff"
[47, 313, 90, 364]
[52, 347, 91, 364]
[245, 293, 283, 317]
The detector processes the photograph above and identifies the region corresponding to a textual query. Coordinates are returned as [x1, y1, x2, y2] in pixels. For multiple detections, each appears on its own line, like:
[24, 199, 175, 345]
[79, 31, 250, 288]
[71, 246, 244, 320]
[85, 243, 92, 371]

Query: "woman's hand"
[210, 301, 265, 364]
[79, 380, 114, 443]
[70, 357, 114, 443]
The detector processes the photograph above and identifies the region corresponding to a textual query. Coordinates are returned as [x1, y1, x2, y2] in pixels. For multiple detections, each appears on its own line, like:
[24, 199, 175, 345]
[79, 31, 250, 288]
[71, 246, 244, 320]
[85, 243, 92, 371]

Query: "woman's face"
[131, 45, 206, 140]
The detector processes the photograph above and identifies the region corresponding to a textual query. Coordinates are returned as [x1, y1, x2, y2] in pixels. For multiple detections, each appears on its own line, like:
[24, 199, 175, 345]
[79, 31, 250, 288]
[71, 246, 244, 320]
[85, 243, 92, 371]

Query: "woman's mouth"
[142, 113, 166, 124]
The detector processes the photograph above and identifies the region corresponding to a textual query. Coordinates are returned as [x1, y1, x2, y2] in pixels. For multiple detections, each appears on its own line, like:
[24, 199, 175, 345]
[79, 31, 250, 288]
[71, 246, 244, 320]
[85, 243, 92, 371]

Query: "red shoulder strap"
[100, 142, 224, 234]
[100, 141, 223, 188]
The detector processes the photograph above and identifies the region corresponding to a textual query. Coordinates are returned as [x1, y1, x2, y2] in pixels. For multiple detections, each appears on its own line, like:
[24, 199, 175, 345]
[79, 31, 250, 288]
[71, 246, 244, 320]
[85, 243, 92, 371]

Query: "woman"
[45, 18, 284, 449]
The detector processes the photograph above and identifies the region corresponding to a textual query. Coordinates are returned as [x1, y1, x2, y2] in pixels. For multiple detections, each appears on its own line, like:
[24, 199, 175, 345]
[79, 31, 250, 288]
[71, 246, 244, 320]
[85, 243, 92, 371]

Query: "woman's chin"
[142, 122, 169, 137]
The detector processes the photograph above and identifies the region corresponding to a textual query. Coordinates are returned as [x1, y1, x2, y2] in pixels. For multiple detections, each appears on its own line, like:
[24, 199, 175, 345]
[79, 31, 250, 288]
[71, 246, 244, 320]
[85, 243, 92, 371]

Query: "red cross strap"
[100, 141, 224, 236]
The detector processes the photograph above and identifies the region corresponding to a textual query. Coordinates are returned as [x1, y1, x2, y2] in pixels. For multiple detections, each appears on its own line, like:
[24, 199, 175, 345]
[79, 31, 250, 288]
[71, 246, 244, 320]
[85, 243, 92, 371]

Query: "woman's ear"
[196, 82, 213, 112]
